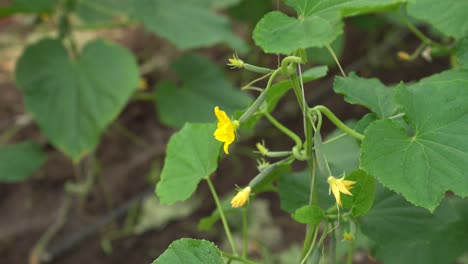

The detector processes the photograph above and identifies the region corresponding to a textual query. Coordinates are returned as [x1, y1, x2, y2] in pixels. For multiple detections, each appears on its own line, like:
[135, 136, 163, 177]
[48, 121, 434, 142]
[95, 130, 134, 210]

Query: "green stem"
[242, 207, 248, 258]
[248, 157, 294, 188]
[30, 194, 72, 262]
[264, 111, 302, 148]
[263, 151, 293, 158]
[244, 64, 274, 74]
[311, 106, 364, 141]
[322, 133, 347, 145]
[398, 10, 448, 51]
[300, 225, 319, 264]
[346, 237, 355, 264]
[239, 69, 281, 122]
[222, 252, 259, 264]
[325, 44, 346, 77]
[206, 179, 238, 256]
[330, 225, 337, 264]
[241, 73, 272, 90]
[281, 56, 302, 75]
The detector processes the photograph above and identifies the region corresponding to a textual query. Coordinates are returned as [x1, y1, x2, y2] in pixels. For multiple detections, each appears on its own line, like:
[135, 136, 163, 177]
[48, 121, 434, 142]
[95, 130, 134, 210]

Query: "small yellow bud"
[343, 231, 354, 241]
[138, 78, 148, 91]
[227, 54, 245, 69]
[231, 187, 251, 208]
[397, 51, 411, 61]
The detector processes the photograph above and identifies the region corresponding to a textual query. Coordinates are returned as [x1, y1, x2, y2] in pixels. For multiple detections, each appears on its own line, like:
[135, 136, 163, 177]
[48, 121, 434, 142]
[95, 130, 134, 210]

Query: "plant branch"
[206, 178, 238, 256]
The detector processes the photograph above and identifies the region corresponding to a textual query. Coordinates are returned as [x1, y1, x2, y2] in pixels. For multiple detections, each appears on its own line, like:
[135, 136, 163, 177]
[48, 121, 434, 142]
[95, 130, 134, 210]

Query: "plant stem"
[241, 73, 272, 90]
[311, 106, 364, 141]
[206, 178, 238, 256]
[346, 237, 355, 264]
[264, 111, 302, 148]
[398, 10, 448, 51]
[330, 226, 337, 264]
[30, 194, 72, 263]
[242, 207, 248, 258]
[325, 44, 346, 77]
[222, 252, 259, 264]
[300, 225, 319, 264]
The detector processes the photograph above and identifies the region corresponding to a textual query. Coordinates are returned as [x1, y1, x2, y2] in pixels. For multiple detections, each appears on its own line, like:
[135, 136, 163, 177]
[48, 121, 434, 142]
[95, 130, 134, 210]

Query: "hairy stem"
[206, 178, 238, 256]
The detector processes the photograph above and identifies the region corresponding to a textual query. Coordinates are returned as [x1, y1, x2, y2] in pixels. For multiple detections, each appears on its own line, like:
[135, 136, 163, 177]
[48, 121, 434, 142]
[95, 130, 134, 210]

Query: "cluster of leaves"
[1, 0, 468, 263]
[154, 0, 468, 263]
[0, 0, 254, 178]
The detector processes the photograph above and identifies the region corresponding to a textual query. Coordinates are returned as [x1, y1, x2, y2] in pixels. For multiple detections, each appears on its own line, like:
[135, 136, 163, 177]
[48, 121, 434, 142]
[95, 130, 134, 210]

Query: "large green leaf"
[253, 0, 403, 54]
[156, 123, 221, 204]
[0, 141, 47, 182]
[407, 0, 468, 39]
[155, 54, 252, 128]
[134, 0, 246, 51]
[16, 39, 139, 161]
[75, 0, 133, 25]
[361, 69, 468, 211]
[333, 73, 397, 118]
[456, 37, 468, 68]
[360, 186, 468, 264]
[283, 0, 404, 17]
[253, 10, 343, 54]
[154, 238, 223, 264]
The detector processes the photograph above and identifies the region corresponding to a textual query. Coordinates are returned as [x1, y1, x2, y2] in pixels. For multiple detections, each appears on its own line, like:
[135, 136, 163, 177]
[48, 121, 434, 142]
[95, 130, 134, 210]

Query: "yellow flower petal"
[327, 176, 356, 207]
[213, 106, 238, 154]
[231, 187, 251, 208]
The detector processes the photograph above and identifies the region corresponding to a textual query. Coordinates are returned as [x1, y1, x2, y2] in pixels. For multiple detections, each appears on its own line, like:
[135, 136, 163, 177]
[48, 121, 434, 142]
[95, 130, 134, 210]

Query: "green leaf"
[265, 66, 328, 113]
[361, 69, 468, 211]
[0, 0, 57, 17]
[154, 238, 223, 264]
[253, 10, 343, 54]
[156, 123, 221, 204]
[341, 170, 375, 216]
[291, 205, 325, 224]
[76, 0, 133, 25]
[253, 0, 404, 54]
[185, 0, 242, 9]
[333, 73, 397, 118]
[134, 0, 246, 51]
[278, 169, 333, 212]
[354, 113, 378, 134]
[319, 122, 360, 176]
[155, 54, 252, 128]
[0, 141, 47, 182]
[456, 37, 468, 68]
[407, 0, 468, 39]
[360, 186, 468, 264]
[283, 0, 404, 17]
[15, 39, 139, 161]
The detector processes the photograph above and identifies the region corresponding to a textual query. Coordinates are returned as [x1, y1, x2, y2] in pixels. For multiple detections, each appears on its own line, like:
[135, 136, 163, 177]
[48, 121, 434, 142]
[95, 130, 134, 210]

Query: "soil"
[0, 11, 449, 264]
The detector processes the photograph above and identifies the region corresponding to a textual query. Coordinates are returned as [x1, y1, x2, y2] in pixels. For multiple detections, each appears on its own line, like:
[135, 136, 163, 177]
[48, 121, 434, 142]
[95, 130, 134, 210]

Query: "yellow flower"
[227, 54, 244, 68]
[213, 106, 239, 154]
[231, 187, 251, 208]
[327, 175, 356, 207]
[343, 231, 354, 241]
